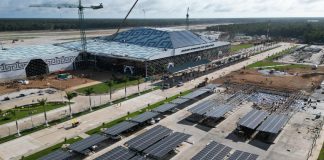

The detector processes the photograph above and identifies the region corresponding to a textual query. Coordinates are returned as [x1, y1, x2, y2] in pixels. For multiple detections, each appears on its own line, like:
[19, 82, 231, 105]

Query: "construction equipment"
[71, 118, 80, 128]
[186, 7, 190, 30]
[112, 0, 140, 38]
[30, 0, 103, 53]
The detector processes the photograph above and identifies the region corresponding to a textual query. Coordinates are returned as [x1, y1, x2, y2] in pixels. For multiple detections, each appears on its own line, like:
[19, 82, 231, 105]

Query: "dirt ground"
[0, 70, 114, 95]
[213, 67, 324, 93]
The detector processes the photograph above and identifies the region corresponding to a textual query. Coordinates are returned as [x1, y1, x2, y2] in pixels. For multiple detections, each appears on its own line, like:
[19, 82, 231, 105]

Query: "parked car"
[177, 82, 184, 87]
[162, 83, 170, 89]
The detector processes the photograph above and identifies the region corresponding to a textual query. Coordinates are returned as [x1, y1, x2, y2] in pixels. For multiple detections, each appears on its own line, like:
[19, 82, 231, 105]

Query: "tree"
[65, 92, 77, 118]
[123, 76, 129, 99]
[136, 76, 142, 95]
[85, 88, 94, 111]
[38, 98, 49, 127]
[105, 80, 114, 104]
[8, 109, 20, 136]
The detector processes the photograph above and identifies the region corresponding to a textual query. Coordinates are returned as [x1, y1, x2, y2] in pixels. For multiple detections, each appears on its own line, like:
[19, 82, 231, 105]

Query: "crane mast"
[29, 0, 103, 53]
[186, 7, 190, 30]
[78, 0, 87, 52]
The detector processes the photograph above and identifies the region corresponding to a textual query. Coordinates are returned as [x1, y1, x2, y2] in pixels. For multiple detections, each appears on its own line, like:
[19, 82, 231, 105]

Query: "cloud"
[0, 0, 324, 18]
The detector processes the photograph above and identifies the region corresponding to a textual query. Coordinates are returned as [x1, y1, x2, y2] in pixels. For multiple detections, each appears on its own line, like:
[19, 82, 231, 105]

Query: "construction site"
[0, 1, 324, 160]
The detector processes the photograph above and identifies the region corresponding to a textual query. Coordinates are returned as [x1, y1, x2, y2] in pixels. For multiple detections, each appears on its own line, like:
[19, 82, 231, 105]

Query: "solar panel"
[39, 149, 74, 160]
[191, 141, 232, 160]
[257, 114, 289, 134]
[205, 104, 235, 119]
[182, 90, 209, 99]
[104, 121, 138, 136]
[125, 125, 172, 152]
[129, 111, 160, 123]
[188, 100, 215, 115]
[68, 134, 108, 153]
[228, 150, 258, 160]
[144, 132, 191, 159]
[153, 103, 178, 113]
[238, 109, 269, 129]
[95, 146, 136, 160]
[170, 98, 190, 105]
[129, 155, 148, 160]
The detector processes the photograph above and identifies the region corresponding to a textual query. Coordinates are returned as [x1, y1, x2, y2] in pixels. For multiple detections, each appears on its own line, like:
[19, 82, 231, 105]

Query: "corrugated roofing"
[111, 27, 213, 49]
[0, 44, 78, 61]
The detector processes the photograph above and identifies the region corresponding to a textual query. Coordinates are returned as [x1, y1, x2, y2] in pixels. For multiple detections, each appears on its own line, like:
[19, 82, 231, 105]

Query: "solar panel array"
[144, 132, 191, 159]
[153, 103, 178, 113]
[95, 146, 136, 160]
[205, 104, 235, 119]
[104, 121, 138, 136]
[238, 109, 269, 129]
[188, 100, 215, 115]
[125, 125, 172, 151]
[170, 98, 190, 105]
[129, 111, 160, 123]
[129, 155, 148, 160]
[182, 90, 209, 99]
[68, 134, 108, 153]
[257, 114, 289, 134]
[191, 141, 232, 160]
[228, 150, 258, 160]
[39, 149, 74, 160]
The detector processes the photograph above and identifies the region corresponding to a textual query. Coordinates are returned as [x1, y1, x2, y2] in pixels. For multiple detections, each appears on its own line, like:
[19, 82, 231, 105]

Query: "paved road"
[0, 43, 294, 160]
[0, 82, 154, 138]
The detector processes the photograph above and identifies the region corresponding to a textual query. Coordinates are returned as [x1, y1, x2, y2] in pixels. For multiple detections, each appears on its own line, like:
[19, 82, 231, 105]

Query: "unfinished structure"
[0, 28, 230, 82]
[58, 27, 231, 76]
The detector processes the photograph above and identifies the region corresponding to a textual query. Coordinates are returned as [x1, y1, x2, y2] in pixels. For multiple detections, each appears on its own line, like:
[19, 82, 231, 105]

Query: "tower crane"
[30, 0, 103, 53]
[186, 7, 190, 30]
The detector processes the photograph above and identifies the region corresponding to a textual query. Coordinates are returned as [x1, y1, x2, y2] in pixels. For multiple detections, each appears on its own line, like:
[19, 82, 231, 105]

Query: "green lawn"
[76, 79, 144, 94]
[0, 102, 70, 125]
[86, 89, 192, 135]
[247, 47, 304, 70]
[23, 137, 82, 160]
[269, 64, 310, 71]
[318, 143, 324, 160]
[247, 61, 282, 69]
[230, 44, 253, 53]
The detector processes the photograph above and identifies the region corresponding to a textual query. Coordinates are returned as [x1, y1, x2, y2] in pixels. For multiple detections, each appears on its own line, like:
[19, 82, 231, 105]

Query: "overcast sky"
[0, 0, 323, 18]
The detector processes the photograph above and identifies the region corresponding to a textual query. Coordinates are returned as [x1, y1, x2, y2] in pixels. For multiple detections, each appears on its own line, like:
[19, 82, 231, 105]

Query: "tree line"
[207, 22, 324, 44]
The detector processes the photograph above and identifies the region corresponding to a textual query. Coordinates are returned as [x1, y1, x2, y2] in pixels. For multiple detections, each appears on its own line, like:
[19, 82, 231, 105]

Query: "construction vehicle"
[72, 118, 80, 128]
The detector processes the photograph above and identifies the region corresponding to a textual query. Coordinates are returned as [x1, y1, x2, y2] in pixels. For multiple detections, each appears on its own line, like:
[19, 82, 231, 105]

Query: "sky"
[0, 0, 323, 18]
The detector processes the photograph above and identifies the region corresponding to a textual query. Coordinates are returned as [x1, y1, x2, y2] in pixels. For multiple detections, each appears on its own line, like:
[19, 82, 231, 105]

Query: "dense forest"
[207, 22, 324, 44]
[1, 18, 323, 44]
[0, 18, 234, 31]
[0, 18, 323, 32]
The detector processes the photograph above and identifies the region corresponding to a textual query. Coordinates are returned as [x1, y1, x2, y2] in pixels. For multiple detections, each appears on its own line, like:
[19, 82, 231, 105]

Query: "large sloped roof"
[110, 28, 213, 49]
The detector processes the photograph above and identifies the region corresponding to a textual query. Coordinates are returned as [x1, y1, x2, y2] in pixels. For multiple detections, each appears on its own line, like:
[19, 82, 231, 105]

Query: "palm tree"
[123, 76, 129, 99]
[38, 98, 49, 127]
[85, 88, 94, 111]
[65, 92, 77, 118]
[136, 76, 142, 95]
[8, 109, 20, 136]
[105, 80, 114, 104]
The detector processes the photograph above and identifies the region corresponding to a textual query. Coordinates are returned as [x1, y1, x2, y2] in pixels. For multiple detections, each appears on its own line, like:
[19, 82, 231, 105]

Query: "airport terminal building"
[0, 28, 230, 82]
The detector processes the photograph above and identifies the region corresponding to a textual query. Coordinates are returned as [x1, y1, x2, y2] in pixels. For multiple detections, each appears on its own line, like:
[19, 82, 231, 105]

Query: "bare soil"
[213, 68, 324, 92]
[0, 70, 114, 95]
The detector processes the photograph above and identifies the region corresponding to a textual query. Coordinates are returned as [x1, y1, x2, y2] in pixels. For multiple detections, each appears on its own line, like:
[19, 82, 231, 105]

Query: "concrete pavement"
[0, 82, 153, 138]
[0, 43, 294, 160]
